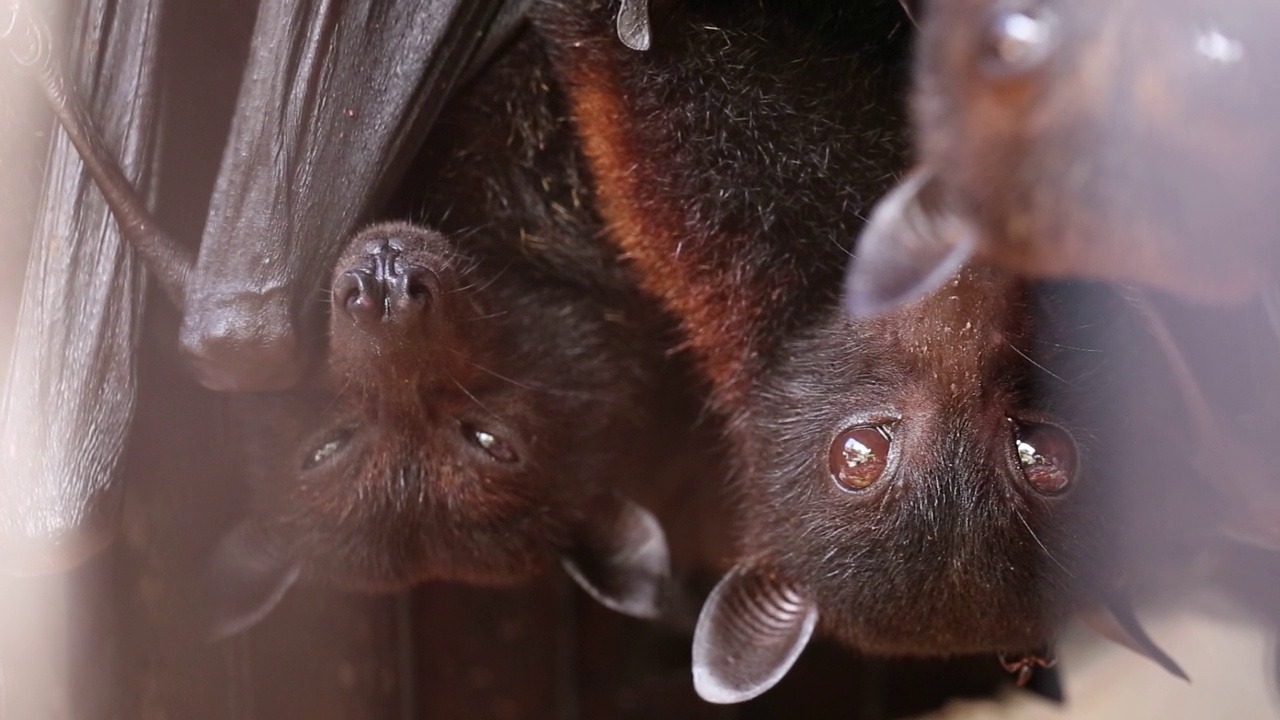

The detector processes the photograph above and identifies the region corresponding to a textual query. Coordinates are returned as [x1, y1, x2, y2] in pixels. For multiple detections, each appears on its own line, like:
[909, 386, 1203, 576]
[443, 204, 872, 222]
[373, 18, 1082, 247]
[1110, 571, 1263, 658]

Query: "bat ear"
[204, 521, 302, 641]
[692, 564, 819, 704]
[560, 492, 672, 620]
[616, 0, 652, 51]
[844, 167, 977, 316]
[1081, 590, 1190, 681]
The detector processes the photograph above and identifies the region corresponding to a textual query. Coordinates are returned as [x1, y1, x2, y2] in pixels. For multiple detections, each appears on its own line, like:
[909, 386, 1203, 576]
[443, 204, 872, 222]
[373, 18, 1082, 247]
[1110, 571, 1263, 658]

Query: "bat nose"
[335, 269, 386, 324]
[335, 241, 437, 324]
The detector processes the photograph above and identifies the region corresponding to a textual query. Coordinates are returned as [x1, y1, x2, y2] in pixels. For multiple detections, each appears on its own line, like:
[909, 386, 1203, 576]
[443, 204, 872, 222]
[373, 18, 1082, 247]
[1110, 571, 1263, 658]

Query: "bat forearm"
[2, 0, 192, 310]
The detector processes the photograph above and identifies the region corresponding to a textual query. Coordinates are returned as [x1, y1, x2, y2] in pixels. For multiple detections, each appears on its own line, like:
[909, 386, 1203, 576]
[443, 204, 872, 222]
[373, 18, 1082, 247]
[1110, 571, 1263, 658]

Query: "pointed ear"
[1082, 591, 1189, 681]
[844, 168, 977, 316]
[616, 0, 652, 51]
[204, 522, 302, 641]
[692, 564, 819, 704]
[561, 493, 671, 620]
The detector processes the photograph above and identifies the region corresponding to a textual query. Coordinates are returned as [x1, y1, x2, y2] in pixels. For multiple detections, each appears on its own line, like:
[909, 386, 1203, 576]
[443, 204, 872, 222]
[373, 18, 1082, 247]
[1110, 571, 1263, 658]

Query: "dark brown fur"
[538, 0, 910, 407]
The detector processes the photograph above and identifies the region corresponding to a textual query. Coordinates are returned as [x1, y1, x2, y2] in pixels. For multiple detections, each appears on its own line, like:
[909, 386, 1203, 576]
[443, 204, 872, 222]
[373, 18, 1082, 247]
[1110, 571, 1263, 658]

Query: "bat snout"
[334, 247, 439, 328]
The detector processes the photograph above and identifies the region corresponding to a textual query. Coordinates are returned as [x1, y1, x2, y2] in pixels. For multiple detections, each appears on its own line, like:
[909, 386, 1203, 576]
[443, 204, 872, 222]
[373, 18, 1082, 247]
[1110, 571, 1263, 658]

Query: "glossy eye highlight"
[1014, 421, 1077, 495]
[303, 428, 356, 470]
[464, 424, 520, 464]
[829, 425, 892, 491]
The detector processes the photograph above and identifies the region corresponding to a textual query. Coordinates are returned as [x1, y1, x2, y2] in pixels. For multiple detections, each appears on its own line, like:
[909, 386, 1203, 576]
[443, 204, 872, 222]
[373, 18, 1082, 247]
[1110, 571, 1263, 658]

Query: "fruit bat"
[0, 0, 652, 574]
[535, 0, 1186, 702]
[5, 5, 690, 634]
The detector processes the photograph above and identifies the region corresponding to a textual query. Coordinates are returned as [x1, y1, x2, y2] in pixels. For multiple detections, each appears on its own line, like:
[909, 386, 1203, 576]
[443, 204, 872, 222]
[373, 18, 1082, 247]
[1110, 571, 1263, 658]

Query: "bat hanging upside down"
[536, 0, 1188, 702]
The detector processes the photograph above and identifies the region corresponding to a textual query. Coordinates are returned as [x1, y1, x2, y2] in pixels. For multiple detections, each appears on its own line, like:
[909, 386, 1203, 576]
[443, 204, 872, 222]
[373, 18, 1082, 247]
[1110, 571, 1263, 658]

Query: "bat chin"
[845, 623, 1058, 660]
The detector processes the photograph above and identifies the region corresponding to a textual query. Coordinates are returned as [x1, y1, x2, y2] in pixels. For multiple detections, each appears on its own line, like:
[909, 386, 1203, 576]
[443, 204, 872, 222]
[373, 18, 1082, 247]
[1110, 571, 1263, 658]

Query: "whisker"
[1008, 340, 1073, 387]
[453, 261, 512, 296]
[1015, 508, 1073, 580]
[447, 371, 501, 422]
[462, 310, 510, 323]
[440, 345, 620, 404]
[1031, 338, 1101, 353]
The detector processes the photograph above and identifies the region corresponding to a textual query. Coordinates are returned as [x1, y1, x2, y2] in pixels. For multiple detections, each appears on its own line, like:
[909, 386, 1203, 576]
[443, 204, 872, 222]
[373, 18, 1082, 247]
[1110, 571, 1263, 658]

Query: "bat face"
[230, 223, 571, 588]
[210, 222, 673, 635]
[851, 0, 1280, 311]
[693, 266, 1139, 705]
[745, 265, 1092, 656]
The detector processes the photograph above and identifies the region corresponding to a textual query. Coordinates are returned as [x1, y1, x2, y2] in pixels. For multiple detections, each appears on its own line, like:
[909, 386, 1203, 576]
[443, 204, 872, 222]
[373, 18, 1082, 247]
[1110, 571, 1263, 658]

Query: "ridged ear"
[1082, 590, 1189, 681]
[561, 492, 671, 620]
[205, 522, 302, 641]
[616, 0, 651, 51]
[844, 168, 977, 316]
[692, 564, 819, 704]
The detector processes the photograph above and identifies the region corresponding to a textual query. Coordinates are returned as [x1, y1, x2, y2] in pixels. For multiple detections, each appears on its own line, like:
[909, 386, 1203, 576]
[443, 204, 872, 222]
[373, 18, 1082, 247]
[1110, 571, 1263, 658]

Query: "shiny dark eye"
[1014, 421, 1077, 495]
[981, 5, 1057, 77]
[829, 425, 892, 491]
[303, 428, 356, 470]
[464, 424, 519, 464]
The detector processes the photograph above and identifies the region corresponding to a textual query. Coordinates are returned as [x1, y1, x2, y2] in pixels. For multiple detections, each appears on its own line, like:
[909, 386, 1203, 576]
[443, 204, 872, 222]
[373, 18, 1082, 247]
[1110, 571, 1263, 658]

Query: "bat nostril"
[402, 266, 435, 308]
[384, 265, 436, 322]
[335, 270, 385, 323]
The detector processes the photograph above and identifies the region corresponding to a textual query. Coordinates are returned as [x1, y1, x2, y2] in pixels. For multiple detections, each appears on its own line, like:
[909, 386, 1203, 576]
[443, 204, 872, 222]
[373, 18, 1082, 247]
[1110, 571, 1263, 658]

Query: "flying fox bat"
[0, 0, 653, 574]
[845, 0, 1280, 313]
[6, 5, 695, 635]
[536, 0, 1187, 702]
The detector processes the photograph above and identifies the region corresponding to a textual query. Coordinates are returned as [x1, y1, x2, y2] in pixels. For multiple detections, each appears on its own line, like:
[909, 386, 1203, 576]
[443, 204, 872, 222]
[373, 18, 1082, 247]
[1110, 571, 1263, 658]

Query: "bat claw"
[999, 648, 1057, 687]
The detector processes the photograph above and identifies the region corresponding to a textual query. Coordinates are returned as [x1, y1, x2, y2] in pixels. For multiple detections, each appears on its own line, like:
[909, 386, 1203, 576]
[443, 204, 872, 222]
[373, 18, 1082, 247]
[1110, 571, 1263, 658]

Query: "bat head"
[695, 264, 1113, 702]
[206, 222, 672, 637]
[849, 0, 1280, 312]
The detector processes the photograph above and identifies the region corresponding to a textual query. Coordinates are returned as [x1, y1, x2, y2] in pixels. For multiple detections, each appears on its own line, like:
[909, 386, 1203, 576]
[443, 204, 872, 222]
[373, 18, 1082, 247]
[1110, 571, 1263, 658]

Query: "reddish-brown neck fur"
[540, 0, 911, 409]
[563, 64, 776, 406]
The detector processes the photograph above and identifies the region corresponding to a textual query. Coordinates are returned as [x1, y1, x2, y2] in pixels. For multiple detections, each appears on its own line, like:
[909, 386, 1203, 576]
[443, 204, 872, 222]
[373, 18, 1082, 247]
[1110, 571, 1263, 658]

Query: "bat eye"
[980, 5, 1057, 77]
[303, 427, 357, 470]
[1013, 421, 1077, 495]
[463, 424, 520, 464]
[829, 425, 892, 492]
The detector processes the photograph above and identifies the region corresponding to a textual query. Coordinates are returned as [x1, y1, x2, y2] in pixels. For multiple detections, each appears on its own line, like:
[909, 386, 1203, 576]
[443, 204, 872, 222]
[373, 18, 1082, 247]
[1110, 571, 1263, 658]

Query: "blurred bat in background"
[846, 0, 1280, 312]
